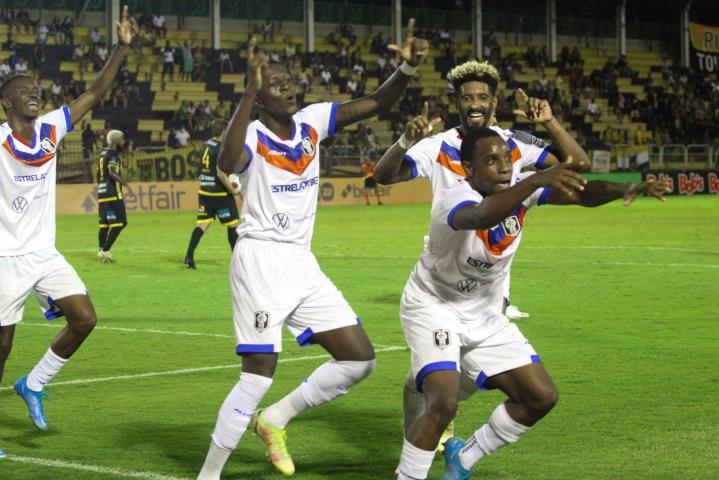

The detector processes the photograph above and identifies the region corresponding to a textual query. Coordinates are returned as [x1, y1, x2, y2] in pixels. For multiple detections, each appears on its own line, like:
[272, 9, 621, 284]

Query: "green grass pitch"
[1, 196, 717, 479]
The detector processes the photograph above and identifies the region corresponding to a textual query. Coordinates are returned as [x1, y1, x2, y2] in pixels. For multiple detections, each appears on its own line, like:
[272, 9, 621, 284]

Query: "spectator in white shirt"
[0, 60, 11, 80]
[152, 13, 167, 39]
[14, 57, 28, 75]
[90, 27, 101, 46]
[320, 67, 333, 94]
[174, 125, 191, 147]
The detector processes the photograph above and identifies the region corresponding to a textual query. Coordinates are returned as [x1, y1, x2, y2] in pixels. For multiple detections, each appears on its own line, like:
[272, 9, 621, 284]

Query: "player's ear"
[1, 97, 12, 111]
[462, 160, 473, 178]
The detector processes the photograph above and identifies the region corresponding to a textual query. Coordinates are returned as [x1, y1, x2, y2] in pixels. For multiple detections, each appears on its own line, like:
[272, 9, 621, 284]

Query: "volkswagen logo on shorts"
[11, 197, 28, 213]
[272, 212, 290, 230]
[457, 278, 478, 294]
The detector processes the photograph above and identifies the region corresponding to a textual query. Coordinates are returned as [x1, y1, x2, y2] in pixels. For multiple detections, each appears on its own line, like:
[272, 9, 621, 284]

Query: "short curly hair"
[447, 61, 500, 95]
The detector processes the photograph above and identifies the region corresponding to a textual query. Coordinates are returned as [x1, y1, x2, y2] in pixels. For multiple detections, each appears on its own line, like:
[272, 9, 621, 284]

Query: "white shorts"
[400, 282, 539, 393]
[230, 239, 360, 354]
[0, 247, 87, 327]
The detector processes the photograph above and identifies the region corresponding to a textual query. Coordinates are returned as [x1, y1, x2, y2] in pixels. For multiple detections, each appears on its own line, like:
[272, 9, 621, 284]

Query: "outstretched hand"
[513, 88, 553, 124]
[387, 18, 430, 67]
[246, 37, 267, 93]
[116, 5, 138, 46]
[623, 179, 671, 206]
[535, 156, 587, 197]
[404, 102, 442, 143]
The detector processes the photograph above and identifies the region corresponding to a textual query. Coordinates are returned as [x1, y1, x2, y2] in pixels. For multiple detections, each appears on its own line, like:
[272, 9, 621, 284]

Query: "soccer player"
[97, 129, 132, 263]
[196, 26, 429, 479]
[0, 6, 137, 431]
[362, 157, 383, 205]
[373, 61, 590, 444]
[183, 122, 240, 269]
[395, 126, 669, 480]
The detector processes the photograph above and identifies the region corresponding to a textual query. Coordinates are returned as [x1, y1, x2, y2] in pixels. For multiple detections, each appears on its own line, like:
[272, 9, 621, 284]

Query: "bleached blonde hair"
[446, 60, 500, 94]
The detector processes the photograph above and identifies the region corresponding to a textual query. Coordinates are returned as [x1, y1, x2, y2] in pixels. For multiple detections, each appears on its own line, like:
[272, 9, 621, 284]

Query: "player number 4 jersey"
[0, 106, 72, 256]
[235, 102, 339, 247]
[408, 172, 550, 320]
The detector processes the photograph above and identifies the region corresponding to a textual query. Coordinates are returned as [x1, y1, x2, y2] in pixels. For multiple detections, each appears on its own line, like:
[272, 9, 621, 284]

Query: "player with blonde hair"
[97, 129, 132, 263]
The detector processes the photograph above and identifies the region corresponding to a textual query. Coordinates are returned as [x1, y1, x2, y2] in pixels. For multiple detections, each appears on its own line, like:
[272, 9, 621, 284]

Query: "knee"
[525, 384, 559, 417]
[339, 358, 376, 384]
[426, 395, 458, 426]
[69, 309, 97, 336]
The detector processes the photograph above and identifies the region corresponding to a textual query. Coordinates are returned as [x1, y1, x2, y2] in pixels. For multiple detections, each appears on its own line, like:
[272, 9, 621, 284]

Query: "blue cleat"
[443, 437, 472, 480]
[0, 447, 6, 458]
[14, 376, 49, 431]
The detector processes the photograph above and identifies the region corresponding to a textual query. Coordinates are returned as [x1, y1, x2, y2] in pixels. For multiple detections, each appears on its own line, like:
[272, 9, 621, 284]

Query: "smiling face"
[461, 135, 512, 196]
[256, 63, 297, 119]
[1, 76, 41, 119]
[455, 80, 496, 132]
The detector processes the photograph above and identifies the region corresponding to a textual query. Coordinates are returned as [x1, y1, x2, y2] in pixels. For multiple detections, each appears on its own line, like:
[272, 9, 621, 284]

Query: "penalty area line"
[0, 346, 406, 393]
[4, 454, 193, 480]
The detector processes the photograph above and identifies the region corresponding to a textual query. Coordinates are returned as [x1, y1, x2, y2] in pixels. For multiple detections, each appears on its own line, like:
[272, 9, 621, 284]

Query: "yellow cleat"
[438, 421, 455, 453]
[250, 409, 296, 476]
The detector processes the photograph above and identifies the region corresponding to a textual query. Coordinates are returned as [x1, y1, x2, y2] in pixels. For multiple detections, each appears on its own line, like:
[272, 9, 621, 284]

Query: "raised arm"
[373, 102, 441, 184]
[513, 88, 590, 171]
[217, 38, 265, 174]
[453, 162, 586, 230]
[334, 19, 429, 130]
[547, 178, 671, 207]
[69, 6, 137, 125]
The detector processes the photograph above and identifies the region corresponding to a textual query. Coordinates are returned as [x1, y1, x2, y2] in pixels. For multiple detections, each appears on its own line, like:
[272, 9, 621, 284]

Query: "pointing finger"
[406, 18, 415, 42]
[421, 102, 429, 119]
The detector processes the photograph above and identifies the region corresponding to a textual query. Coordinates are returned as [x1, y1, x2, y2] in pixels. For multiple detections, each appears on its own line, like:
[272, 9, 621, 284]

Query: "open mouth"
[26, 100, 39, 108]
[467, 112, 484, 122]
[495, 179, 511, 190]
[286, 94, 296, 104]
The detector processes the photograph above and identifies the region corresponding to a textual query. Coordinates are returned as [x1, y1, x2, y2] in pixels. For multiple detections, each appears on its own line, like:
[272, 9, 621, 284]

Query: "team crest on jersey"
[254, 311, 270, 332]
[301, 136, 315, 156]
[39, 137, 56, 154]
[501, 216, 521, 237]
[433, 329, 450, 350]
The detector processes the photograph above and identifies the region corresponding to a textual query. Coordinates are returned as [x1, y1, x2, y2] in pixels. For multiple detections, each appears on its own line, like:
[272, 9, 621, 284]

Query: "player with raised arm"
[97, 129, 132, 263]
[0, 6, 137, 433]
[183, 121, 240, 269]
[374, 60, 591, 448]
[395, 126, 669, 480]
[196, 26, 429, 479]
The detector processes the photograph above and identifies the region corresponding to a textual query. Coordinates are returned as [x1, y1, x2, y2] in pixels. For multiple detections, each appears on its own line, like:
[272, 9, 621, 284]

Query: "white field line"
[0, 346, 405, 393]
[5, 454, 193, 480]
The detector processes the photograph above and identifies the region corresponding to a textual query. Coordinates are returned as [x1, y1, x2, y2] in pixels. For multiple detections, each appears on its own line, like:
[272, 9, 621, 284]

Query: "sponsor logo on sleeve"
[433, 329, 450, 349]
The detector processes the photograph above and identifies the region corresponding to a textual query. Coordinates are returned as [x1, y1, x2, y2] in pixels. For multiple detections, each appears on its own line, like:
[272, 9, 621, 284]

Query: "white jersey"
[404, 126, 553, 197]
[236, 102, 338, 248]
[407, 172, 550, 320]
[0, 106, 73, 256]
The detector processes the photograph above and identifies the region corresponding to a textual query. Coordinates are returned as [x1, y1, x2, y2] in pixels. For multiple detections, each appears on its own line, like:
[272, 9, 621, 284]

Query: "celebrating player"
[395, 126, 669, 480]
[373, 60, 591, 446]
[195, 25, 429, 479]
[183, 121, 240, 269]
[0, 6, 137, 432]
[97, 129, 132, 263]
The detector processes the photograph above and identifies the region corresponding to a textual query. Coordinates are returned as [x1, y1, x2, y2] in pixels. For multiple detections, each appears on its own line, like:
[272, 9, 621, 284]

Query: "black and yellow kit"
[196, 138, 239, 226]
[97, 148, 127, 227]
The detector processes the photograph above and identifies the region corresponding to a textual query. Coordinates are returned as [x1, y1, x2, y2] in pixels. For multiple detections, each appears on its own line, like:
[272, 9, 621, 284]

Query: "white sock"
[196, 440, 232, 480]
[211, 372, 273, 449]
[397, 438, 435, 480]
[459, 403, 530, 470]
[26, 348, 67, 392]
[262, 359, 375, 429]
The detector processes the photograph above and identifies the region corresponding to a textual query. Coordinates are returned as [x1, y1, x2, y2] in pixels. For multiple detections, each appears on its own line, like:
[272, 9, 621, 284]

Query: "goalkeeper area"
[0, 197, 717, 480]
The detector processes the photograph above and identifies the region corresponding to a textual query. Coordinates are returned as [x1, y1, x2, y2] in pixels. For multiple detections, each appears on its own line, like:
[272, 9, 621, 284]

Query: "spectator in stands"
[193, 49, 209, 81]
[198, 100, 215, 124]
[17, 9, 34, 34]
[218, 50, 233, 74]
[181, 42, 193, 82]
[13, 57, 28, 75]
[111, 83, 128, 109]
[298, 69, 311, 94]
[2, 8, 16, 28]
[65, 78, 81, 102]
[346, 77, 358, 99]
[370, 31, 386, 55]
[82, 123, 98, 166]
[49, 16, 61, 40]
[118, 67, 141, 102]
[0, 58, 10, 81]
[167, 126, 180, 148]
[215, 100, 229, 121]
[90, 27, 101, 48]
[152, 13, 167, 39]
[48, 78, 64, 108]
[161, 41, 175, 82]
[186, 101, 197, 129]
[586, 97, 601, 120]
[174, 100, 190, 127]
[94, 42, 109, 71]
[261, 19, 273, 42]
[61, 16, 74, 45]
[320, 66, 333, 94]
[284, 37, 297, 68]
[175, 125, 192, 148]
[36, 22, 49, 46]
[3, 32, 15, 50]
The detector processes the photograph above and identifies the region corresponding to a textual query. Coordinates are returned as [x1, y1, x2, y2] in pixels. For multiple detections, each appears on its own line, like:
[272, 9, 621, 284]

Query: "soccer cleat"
[438, 420, 455, 453]
[183, 257, 197, 269]
[250, 409, 295, 476]
[97, 250, 105, 263]
[443, 437, 472, 480]
[14, 376, 49, 431]
[506, 304, 529, 320]
[103, 251, 116, 263]
[0, 447, 5, 458]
